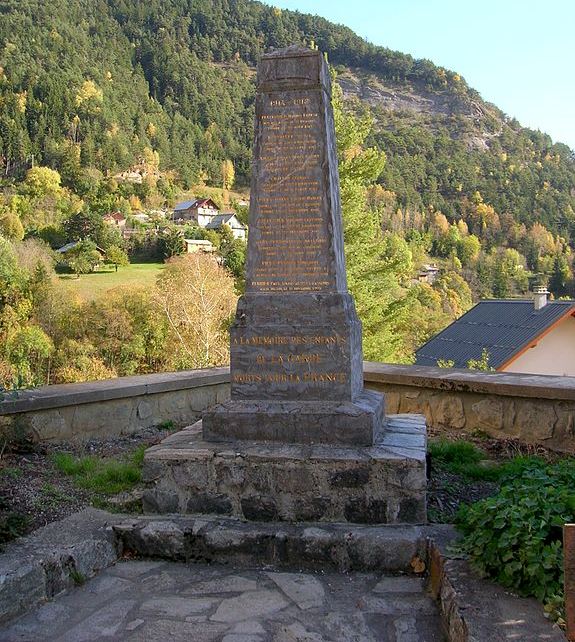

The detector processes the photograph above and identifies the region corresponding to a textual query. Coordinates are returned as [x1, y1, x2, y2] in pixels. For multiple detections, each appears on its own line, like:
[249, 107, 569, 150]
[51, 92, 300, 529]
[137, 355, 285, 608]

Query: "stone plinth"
[143, 414, 426, 525]
[203, 390, 384, 446]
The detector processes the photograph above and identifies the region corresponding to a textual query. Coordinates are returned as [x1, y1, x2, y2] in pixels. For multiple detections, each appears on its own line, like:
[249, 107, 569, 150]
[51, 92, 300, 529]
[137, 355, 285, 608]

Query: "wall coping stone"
[0, 367, 230, 415]
[2, 362, 575, 417]
[364, 361, 575, 402]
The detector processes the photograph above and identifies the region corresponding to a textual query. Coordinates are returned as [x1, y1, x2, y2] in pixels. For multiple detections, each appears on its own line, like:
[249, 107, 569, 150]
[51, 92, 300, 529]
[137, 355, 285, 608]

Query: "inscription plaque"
[203, 46, 385, 446]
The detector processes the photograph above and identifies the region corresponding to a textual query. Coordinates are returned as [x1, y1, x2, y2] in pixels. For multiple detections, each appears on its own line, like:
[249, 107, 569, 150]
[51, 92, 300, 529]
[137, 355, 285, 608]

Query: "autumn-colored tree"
[0, 207, 24, 241]
[22, 167, 62, 198]
[457, 234, 481, 266]
[525, 222, 556, 270]
[430, 212, 449, 237]
[3, 325, 54, 388]
[52, 339, 116, 383]
[221, 159, 235, 191]
[433, 271, 473, 318]
[154, 253, 237, 369]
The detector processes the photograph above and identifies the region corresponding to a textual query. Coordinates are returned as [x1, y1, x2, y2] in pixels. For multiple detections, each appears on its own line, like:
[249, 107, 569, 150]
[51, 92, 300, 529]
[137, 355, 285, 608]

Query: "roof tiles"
[415, 300, 575, 369]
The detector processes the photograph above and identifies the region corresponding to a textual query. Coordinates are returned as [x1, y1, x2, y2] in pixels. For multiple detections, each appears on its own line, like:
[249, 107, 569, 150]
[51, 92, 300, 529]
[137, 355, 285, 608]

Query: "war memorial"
[143, 46, 427, 525]
[0, 47, 566, 642]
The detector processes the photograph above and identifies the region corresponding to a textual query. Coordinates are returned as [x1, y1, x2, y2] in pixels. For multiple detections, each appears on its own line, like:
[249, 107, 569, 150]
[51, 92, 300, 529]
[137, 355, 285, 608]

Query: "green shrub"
[456, 458, 575, 622]
[0, 511, 29, 546]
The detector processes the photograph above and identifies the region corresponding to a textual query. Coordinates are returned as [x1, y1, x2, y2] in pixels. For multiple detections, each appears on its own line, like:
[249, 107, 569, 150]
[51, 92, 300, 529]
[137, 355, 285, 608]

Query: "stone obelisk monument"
[204, 46, 385, 446]
[143, 47, 426, 525]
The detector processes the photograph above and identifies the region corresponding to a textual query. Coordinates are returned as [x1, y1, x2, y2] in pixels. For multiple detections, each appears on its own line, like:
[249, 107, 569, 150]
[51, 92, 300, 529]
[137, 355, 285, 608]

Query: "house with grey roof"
[173, 198, 219, 225]
[205, 213, 247, 240]
[56, 241, 106, 256]
[415, 287, 575, 376]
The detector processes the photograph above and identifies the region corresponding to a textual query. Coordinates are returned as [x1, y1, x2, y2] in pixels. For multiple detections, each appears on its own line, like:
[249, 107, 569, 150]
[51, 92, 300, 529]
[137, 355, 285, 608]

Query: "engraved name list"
[248, 93, 333, 293]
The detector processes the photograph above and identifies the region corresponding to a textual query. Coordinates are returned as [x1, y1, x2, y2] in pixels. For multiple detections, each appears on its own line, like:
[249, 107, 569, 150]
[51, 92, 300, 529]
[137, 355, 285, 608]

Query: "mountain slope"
[1, 0, 574, 242]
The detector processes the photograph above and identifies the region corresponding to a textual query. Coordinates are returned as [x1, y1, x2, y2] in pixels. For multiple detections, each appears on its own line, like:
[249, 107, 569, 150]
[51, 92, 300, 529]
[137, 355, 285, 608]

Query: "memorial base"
[142, 414, 427, 525]
[202, 389, 384, 447]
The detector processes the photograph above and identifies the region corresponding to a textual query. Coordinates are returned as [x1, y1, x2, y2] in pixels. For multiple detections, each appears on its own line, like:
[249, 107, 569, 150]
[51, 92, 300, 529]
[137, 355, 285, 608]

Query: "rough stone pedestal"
[143, 414, 427, 525]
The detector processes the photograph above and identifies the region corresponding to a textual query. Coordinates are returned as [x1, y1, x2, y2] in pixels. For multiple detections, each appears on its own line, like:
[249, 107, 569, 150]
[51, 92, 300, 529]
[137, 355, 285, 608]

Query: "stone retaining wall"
[1, 363, 574, 451]
[0, 369, 230, 443]
[365, 363, 575, 454]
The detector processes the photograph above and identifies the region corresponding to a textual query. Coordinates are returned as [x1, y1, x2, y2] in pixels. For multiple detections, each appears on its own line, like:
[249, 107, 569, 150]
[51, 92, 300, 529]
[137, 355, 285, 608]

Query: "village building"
[130, 213, 151, 225]
[173, 198, 219, 225]
[205, 213, 247, 240]
[417, 264, 440, 284]
[415, 287, 575, 376]
[184, 238, 215, 254]
[56, 241, 106, 257]
[113, 169, 143, 184]
[102, 212, 126, 229]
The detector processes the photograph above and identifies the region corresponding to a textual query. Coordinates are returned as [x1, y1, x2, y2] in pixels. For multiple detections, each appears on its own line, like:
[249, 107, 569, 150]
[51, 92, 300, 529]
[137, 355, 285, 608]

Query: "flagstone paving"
[0, 561, 446, 641]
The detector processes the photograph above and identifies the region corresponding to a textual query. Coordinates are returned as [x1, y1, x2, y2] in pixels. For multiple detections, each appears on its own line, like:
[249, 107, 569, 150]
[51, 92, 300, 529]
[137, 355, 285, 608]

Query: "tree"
[64, 209, 104, 243]
[434, 272, 473, 318]
[467, 348, 494, 371]
[52, 339, 116, 383]
[65, 240, 101, 277]
[105, 245, 130, 272]
[457, 234, 481, 266]
[159, 226, 185, 258]
[0, 207, 24, 241]
[216, 224, 246, 289]
[549, 253, 571, 297]
[333, 74, 418, 363]
[154, 254, 237, 368]
[221, 159, 235, 190]
[492, 248, 524, 298]
[22, 167, 62, 198]
[3, 325, 54, 389]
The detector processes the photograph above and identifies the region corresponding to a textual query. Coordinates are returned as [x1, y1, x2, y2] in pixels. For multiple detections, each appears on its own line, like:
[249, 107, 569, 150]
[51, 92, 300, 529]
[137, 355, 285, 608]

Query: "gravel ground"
[0, 426, 173, 539]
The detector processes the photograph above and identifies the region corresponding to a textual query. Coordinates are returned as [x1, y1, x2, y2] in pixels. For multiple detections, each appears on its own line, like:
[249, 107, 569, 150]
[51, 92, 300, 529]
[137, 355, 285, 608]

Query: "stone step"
[113, 514, 454, 573]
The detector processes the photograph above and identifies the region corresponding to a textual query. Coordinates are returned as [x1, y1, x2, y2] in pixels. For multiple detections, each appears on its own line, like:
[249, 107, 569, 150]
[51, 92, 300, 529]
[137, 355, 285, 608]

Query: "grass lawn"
[58, 262, 165, 300]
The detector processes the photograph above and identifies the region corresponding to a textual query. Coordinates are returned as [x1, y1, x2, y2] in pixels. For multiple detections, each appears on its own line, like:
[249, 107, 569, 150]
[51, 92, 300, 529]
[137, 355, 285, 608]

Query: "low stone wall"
[365, 363, 575, 454]
[0, 369, 230, 443]
[1, 363, 574, 451]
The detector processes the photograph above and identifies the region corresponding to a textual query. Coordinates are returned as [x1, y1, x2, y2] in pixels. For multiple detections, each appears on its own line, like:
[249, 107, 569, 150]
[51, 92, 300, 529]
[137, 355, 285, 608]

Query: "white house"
[416, 288, 575, 376]
[205, 213, 247, 241]
[173, 199, 219, 226]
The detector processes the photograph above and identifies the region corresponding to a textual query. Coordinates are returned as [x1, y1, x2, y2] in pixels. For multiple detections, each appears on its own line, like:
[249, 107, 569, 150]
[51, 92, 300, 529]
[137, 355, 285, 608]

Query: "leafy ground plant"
[0, 511, 29, 548]
[52, 445, 146, 495]
[455, 457, 575, 625]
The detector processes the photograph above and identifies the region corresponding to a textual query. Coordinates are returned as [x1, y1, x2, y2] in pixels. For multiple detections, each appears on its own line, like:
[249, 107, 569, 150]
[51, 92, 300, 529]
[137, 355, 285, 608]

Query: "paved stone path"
[0, 561, 446, 641]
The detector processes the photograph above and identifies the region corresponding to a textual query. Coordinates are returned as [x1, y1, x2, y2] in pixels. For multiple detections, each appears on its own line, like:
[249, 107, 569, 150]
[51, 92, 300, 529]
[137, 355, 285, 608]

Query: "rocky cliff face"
[336, 68, 499, 151]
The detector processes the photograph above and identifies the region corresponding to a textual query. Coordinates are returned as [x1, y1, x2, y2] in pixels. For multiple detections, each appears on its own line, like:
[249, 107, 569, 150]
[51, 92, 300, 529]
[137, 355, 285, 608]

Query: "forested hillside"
[1, 0, 575, 388]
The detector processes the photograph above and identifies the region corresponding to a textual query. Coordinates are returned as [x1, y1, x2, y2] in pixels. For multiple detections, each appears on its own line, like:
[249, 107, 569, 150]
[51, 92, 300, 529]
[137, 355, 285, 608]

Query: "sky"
[270, 0, 575, 151]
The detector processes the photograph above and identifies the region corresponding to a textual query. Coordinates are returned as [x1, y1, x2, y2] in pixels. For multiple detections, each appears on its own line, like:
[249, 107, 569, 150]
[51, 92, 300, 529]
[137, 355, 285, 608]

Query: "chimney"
[533, 285, 549, 311]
